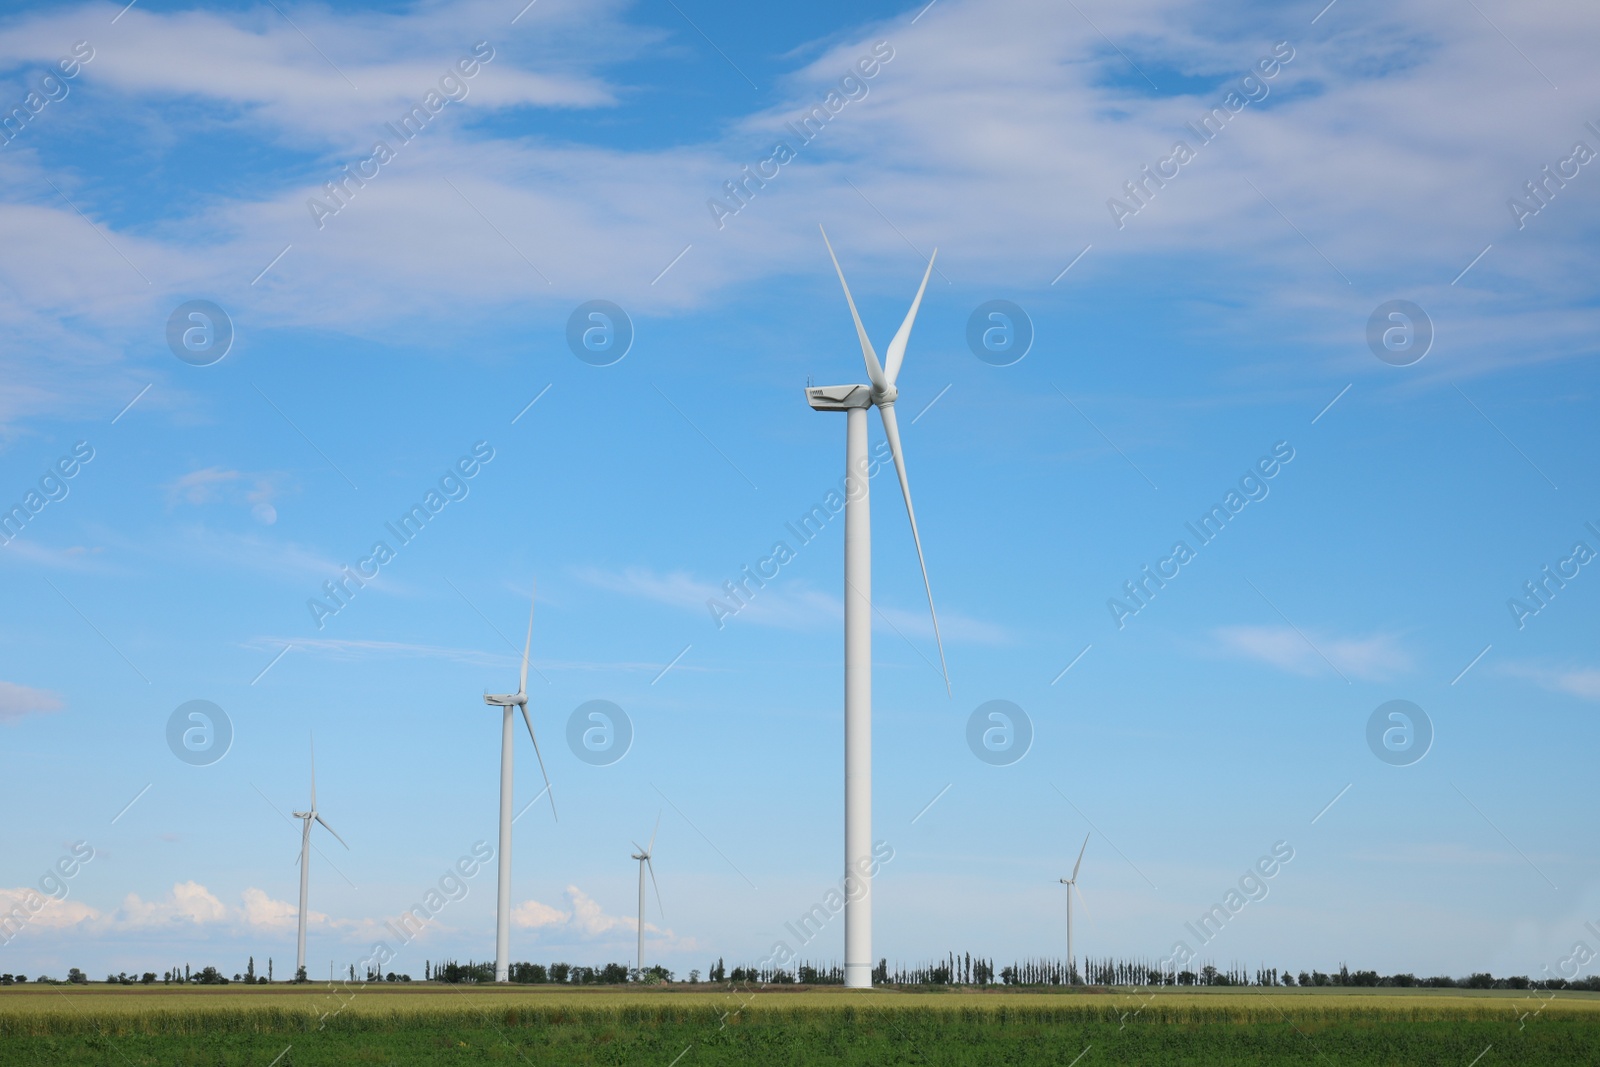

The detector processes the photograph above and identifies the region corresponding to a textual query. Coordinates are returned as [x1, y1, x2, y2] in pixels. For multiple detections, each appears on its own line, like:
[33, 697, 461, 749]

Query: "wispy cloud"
[249, 635, 697, 674]
[0, 539, 106, 571]
[1347, 842, 1547, 866]
[1497, 661, 1600, 701]
[1212, 624, 1411, 681]
[577, 565, 1006, 641]
[0, 680, 63, 723]
[165, 467, 286, 524]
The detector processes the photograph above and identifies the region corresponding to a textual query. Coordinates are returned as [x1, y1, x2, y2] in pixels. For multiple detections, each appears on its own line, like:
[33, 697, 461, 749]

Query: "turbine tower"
[481, 586, 556, 983]
[630, 813, 663, 978]
[807, 226, 949, 989]
[293, 736, 348, 980]
[1059, 833, 1089, 984]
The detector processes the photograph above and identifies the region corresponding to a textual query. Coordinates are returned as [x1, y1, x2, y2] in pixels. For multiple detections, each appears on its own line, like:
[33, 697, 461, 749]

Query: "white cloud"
[576, 566, 716, 611]
[577, 564, 1004, 642]
[165, 467, 284, 524]
[0, 680, 63, 723]
[511, 885, 680, 946]
[114, 881, 228, 928]
[1212, 624, 1410, 681]
[877, 604, 1009, 646]
[510, 898, 568, 929]
[239, 887, 313, 932]
[252, 634, 689, 674]
[0, 882, 412, 947]
[0, 887, 99, 930]
[168, 527, 349, 582]
[0, 1, 623, 145]
[1497, 662, 1600, 701]
[0, 0, 1597, 428]
[0, 541, 104, 570]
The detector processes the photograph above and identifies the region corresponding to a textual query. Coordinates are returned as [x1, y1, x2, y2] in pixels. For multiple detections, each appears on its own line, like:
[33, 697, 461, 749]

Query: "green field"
[2, 983, 1597, 1065]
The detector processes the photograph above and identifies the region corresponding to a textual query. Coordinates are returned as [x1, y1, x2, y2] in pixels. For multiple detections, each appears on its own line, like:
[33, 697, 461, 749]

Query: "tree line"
[426, 960, 672, 984]
[9, 954, 1599, 991]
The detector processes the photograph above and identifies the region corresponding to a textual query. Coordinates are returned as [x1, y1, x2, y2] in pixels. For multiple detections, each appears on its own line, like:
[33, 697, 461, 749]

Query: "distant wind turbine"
[481, 585, 557, 983]
[293, 736, 348, 980]
[808, 226, 950, 989]
[631, 813, 663, 977]
[1059, 833, 1089, 984]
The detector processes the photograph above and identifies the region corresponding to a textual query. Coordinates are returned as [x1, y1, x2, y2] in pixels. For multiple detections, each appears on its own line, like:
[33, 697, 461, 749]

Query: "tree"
[67, 968, 87, 985]
[689, 969, 701, 983]
[246, 956, 256, 983]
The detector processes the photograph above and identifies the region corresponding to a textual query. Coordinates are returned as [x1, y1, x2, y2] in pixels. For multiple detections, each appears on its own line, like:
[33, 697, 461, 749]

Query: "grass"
[1, 984, 1597, 1064]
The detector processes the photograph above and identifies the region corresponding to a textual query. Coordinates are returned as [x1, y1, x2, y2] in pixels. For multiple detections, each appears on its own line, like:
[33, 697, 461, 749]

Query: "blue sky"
[1, 0, 1597, 983]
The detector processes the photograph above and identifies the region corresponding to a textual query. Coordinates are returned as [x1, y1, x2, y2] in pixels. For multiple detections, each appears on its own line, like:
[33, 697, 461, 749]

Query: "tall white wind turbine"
[293, 736, 348, 980]
[481, 586, 556, 983]
[630, 813, 663, 977]
[807, 226, 950, 989]
[1059, 833, 1090, 984]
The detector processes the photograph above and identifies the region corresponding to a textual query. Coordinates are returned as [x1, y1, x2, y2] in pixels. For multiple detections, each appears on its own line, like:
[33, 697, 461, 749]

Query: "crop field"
[2, 984, 1598, 1065]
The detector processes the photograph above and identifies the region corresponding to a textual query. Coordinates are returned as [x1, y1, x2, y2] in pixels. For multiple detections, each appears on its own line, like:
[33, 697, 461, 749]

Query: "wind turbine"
[630, 813, 663, 978]
[1059, 833, 1089, 984]
[293, 736, 348, 981]
[807, 226, 949, 989]
[481, 586, 556, 983]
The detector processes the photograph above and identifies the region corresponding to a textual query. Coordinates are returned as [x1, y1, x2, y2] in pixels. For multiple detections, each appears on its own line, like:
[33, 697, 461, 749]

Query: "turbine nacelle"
[483, 693, 526, 707]
[805, 384, 880, 411]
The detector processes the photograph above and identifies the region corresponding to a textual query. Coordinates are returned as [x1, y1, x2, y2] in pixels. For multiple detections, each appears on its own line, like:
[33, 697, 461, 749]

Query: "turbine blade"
[315, 814, 350, 851]
[876, 402, 950, 694]
[521, 705, 557, 822]
[646, 856, 664, 919]
[1072, 832, 1089, 882]
[1072, 880, 1090, 917]
[648, 810, 661, 854]
[818, 225, 887, 391]
[519, 581, 535, 698]
[882, 249, 936, 386]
